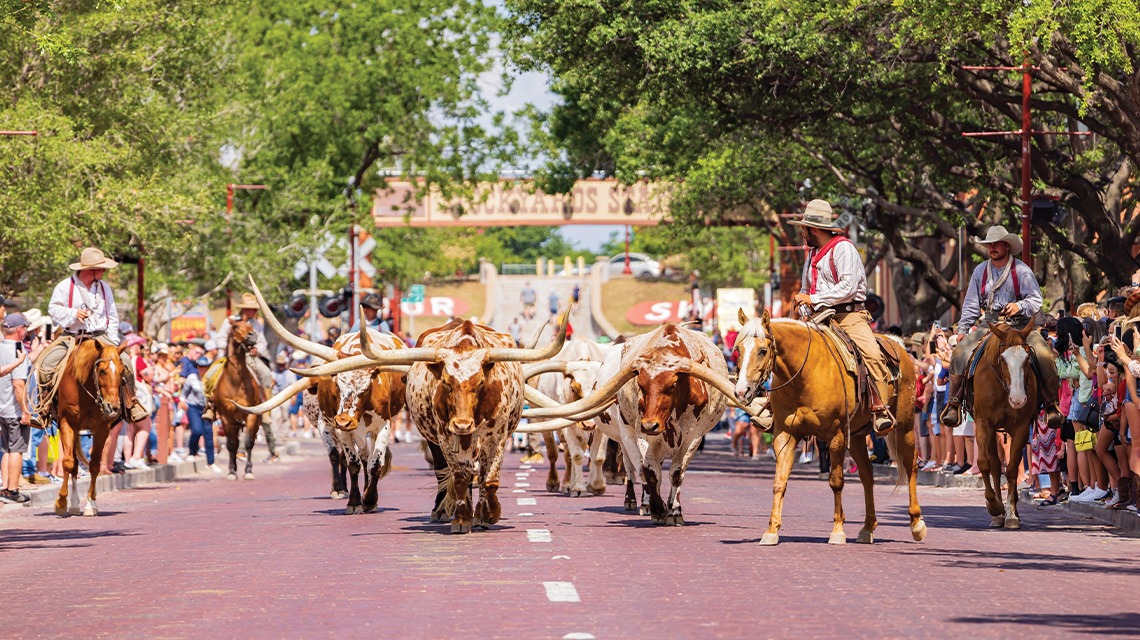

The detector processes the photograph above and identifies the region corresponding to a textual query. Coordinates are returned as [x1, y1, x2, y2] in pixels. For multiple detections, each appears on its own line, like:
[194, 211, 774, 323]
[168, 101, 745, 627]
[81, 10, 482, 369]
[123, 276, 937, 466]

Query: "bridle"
[989, 336, 1031, 397]
[80, 348, 122, 418]
[739, 322, 813, 396]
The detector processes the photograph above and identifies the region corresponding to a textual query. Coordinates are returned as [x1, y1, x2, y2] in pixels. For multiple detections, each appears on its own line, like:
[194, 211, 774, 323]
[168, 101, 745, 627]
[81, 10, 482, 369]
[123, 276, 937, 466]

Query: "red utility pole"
[961, 61, 1091, 268]
[347, 225, 356, 328]
[622, 225, 633, 275]
[0, 131, 37, 136]
[137, 253, 145, 331]
[225, 183, 268, 314]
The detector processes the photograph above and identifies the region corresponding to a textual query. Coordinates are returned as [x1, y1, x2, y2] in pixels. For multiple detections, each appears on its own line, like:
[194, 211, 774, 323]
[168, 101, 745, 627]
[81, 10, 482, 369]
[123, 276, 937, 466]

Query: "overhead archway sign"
[372, 178, 668, 227]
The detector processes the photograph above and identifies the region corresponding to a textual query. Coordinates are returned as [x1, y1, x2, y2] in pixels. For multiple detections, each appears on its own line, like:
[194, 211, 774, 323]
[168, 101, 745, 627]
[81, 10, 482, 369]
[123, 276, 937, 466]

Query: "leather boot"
[202, 402, 216, 422]
[939, 374, 965, 429]
[1114, 476, 1135, 510]
[871, 380, 895, 435]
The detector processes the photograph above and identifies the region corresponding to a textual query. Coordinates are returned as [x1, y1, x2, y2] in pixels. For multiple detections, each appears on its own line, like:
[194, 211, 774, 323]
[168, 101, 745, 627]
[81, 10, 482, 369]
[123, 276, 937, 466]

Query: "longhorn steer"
[239, 280, 406, 514]
[297, 316, 569, 534]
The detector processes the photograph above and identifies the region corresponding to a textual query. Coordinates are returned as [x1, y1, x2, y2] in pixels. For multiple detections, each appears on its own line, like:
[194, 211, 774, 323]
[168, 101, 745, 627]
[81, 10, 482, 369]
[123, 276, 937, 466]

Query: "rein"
[78, 350, 121, 417]
[766, 323, 813, 392]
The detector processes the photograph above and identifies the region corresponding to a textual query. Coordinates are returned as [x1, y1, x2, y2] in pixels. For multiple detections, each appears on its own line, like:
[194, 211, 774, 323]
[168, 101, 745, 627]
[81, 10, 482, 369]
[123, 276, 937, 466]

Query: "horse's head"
[229, 318, 257, 351]
[76, 339, 129, 419]
[733, 308, 774, 404]
[987, 319, 1038, 410]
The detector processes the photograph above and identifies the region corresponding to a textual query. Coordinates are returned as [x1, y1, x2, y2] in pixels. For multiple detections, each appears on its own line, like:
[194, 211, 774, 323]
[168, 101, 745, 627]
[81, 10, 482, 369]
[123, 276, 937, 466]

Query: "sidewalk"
[3, 438, 325, 513]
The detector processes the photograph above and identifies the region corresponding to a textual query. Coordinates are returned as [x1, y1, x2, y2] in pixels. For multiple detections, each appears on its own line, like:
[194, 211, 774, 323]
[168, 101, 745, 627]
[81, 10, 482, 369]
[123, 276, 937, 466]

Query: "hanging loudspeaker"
[865, 293, 885, 322]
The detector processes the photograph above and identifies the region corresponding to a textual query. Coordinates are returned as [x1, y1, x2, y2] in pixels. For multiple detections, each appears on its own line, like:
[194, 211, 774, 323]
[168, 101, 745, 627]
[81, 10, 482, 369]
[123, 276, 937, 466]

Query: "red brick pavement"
[2, 438, 1138, 639]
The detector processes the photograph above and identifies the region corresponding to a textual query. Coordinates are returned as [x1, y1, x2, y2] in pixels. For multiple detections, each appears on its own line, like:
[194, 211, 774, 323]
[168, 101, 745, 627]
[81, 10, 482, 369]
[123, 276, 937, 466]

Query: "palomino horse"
[734, 309, 926, 545]
[54, 338, 130, 516]
[970, 320, 1038, 529]
[212, 318, 265, 480]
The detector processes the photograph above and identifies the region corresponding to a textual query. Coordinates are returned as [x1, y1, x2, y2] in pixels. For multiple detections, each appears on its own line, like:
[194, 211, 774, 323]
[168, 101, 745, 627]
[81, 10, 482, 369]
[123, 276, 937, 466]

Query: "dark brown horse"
[212, 319, 265, 480]
[54, 338, 130, 516]
[733, 310, 926, 545]
[971, 321, 1038, 529]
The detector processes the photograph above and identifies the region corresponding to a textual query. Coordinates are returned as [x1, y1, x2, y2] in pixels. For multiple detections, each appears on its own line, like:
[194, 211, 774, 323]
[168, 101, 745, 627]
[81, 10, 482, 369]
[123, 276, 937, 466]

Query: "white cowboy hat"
[23, 308, 50, 333]
[234, 292, 260, 311]
[69, 247, 119, 271]
[974, 225, 1023, 256]
[788, 199, 846, 231]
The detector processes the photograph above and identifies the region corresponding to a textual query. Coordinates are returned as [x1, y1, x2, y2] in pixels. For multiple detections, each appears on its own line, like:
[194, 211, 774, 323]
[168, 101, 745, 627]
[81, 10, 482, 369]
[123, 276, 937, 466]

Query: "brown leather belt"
[827, 302, 865, 314]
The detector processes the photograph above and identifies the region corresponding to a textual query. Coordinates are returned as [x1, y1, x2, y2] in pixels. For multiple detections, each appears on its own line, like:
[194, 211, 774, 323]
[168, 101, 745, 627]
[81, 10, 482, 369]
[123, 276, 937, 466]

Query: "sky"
[481, 2, 626, 254]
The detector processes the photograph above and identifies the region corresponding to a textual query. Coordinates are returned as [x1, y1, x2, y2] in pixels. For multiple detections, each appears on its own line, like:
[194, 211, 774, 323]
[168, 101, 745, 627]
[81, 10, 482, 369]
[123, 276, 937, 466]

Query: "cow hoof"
[651, 515, 667, 525]
[227, 474, 237, 481]
[83, 502, 98, 517]
[828, 532, 846, 545]
[570, 489, 585, 498]
[451, 521, 472, 534]
[911, 520, 928, 542]
[623, 499, 637, 511]
[664, 514, 684, 526]
[587, 486, 605, 496]
[1004, 517, 1021, 530]
[546, 481, 560, 493]
[758, 533, 779, 546]
[362, 504, 377, 514]
[430, 511, 446, 523]
[638, 505, 650, 517]
[856, 530, 874, 544]
[990, 516, 1005, 528]
[345, 505, 361, 515]
[244, 473, 255, 480]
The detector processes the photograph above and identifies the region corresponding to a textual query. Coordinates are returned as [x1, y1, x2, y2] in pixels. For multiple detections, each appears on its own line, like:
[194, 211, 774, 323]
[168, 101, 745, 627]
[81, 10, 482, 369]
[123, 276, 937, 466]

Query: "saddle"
[202, 358, 227, 397]
[816, 319, 901, 415]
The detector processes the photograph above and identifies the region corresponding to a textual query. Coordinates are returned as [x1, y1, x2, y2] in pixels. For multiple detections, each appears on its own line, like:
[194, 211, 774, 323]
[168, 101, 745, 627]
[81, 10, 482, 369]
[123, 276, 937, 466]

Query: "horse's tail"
[890, 428, 907, 493]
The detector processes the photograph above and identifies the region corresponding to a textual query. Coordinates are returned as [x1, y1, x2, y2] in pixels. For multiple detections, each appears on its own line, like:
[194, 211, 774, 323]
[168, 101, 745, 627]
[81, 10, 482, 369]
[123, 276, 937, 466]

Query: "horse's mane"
[70, 339, 104, 385]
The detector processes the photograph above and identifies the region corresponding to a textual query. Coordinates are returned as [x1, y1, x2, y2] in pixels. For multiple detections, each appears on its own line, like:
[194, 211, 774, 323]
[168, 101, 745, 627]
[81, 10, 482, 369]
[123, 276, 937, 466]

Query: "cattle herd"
[238, 276, 906, 542]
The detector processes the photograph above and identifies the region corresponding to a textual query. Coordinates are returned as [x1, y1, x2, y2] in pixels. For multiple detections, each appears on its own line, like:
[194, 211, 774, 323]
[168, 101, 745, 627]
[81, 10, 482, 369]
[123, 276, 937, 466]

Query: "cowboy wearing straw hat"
[212, 292, 278, 460]
[789, 199, 896, 434]
[39, 247, 151, 423]
[939, 225, 1061, 428]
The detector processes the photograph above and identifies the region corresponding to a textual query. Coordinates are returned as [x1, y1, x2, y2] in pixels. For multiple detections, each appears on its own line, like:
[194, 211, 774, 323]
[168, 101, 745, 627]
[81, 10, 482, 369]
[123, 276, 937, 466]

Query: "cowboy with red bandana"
[790, 200, 895, 434]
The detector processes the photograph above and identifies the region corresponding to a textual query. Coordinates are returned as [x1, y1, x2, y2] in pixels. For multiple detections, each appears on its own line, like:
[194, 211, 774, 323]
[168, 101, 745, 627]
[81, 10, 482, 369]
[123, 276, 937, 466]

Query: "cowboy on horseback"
[214, 292, 275, 398]
[38, 247, 150, 425]
[789, 200, 895, 435]
[939, 225, 1061, 428]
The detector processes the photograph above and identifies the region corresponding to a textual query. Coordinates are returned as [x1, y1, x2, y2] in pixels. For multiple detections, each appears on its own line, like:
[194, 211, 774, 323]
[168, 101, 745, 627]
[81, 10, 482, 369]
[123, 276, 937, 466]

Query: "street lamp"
[225, 183, 268, 313]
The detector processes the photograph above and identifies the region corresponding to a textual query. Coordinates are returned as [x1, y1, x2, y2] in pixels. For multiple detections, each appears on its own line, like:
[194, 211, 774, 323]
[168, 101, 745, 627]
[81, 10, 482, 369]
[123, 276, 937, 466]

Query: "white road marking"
[527, 529, 552, 543]
[518, 512, 534, 516]
[552, 555, 570, 560]
[563, 634, 595, 640]
[517, 482, 531, 487]
[512, 489, 526, 493]
[520, 465, 533, 469]
[517, 498, 537, 506]
[544, 582, 580, 603]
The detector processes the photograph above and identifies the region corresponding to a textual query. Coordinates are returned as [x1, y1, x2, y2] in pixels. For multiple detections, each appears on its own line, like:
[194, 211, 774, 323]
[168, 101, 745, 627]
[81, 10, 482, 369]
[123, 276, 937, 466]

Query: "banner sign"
[399, 297, 471, 318]
[625, 300, 694, 326]
[170, 302, 209, 342]
[373, 178, 668, 227]
[716, 288, 758, 334]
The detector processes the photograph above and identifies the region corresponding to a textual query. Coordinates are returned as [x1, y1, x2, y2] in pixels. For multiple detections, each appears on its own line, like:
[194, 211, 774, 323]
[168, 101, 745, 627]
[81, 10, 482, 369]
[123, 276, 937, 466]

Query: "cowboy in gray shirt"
[940, 225, 1061, 428]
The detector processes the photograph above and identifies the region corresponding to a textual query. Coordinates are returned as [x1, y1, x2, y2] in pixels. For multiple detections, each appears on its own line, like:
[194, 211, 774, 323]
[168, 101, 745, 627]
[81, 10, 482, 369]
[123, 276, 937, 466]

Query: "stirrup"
[872, 409, 895, 436]
[939, 401, 962, 429]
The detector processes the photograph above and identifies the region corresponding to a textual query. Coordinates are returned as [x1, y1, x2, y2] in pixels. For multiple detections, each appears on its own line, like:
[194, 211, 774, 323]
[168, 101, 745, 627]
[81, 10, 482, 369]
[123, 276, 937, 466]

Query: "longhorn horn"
[233, 377, 314, 414]
[521, 397, 615, 421]
[513, 417, 578, 433]
[684, 360, 761, 414]
[485, 308, 570, 362]
[520, 364, 637, 419]
[249, 276, 339, 362]
[523, 360, 571, 380]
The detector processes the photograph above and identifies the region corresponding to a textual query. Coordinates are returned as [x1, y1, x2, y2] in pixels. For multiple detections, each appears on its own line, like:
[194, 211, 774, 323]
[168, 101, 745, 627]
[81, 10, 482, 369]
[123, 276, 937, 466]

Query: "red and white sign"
[626, 300, 695, 325]
[400, 296, 471, 318]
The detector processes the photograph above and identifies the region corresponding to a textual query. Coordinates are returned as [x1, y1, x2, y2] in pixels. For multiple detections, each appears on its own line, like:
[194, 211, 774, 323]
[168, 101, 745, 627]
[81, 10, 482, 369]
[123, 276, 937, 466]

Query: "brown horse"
[733, 310, 926, 545]
[212, 318, 265, 480]
[970, 321, 1038, 529]
[54, 338, 130, 516]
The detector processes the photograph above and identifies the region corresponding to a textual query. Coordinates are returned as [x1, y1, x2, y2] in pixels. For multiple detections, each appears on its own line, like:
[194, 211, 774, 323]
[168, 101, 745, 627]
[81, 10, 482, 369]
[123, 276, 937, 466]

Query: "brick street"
[2, 438, 1138, 639]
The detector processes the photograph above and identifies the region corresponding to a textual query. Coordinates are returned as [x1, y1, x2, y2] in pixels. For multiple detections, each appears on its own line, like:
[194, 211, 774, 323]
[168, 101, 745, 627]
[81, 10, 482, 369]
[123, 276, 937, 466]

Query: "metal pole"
[137, 255, 145, 332]
[348, 224, 356, 329]
[308, 256, 319, 341]
[226, 184, 235, 315]
[1021, 62, 1033, 267]
[623, 225, 633, 275]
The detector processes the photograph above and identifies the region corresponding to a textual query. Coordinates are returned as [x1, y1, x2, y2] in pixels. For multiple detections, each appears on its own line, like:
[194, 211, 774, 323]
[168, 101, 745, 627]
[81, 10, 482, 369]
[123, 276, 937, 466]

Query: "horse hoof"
[856, 530, 874, 544]
[68, 505, 83, 516]
[83, 503, 98, 517]
[828, 532, 847, 545]
[227, 474, 237, 481]
[990, 516, 1005, 528]
[623, 499, 637, 511]
[450, 521, 472, 534]
[244, 473, 255, 480]
[911, 520, 928, 542]
[54, 504, 69, 517]
[758, 533, 780, 546]
[1005, 517, 1021, 530]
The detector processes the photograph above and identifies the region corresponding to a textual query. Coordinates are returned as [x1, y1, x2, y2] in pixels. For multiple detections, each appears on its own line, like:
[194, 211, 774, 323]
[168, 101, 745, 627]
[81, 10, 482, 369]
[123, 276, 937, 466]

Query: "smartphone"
[931, 320, 941, 331]
[14, 341, 22, 353]
[1115, 325, 1123, 340]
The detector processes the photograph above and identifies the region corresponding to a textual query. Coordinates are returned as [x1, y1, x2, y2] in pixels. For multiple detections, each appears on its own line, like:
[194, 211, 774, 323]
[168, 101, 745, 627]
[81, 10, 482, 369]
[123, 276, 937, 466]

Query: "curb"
[1056, 499, 1140, 534]
[9, 439, 321, 512]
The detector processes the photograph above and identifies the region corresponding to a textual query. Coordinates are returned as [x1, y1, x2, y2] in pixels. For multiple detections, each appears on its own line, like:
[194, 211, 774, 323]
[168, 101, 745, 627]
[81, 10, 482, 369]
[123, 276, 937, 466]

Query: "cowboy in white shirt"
[939, 225, 1061, 428]
[39, 247, 150, 423]
[789, 200, 895, 434]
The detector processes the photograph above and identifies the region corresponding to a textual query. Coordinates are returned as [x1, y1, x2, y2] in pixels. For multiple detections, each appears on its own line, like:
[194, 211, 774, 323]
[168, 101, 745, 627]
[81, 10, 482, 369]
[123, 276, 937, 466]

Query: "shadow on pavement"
[0, 528, 138, 552]
[904, 545, 1140, 576]
[947, 612, 1140, 636]
[720, 535, 825, 545]
[310, 506, 398, 516]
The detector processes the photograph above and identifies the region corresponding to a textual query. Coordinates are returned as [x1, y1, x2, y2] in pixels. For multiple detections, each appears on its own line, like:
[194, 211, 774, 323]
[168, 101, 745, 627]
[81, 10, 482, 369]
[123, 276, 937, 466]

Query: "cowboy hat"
[788, 199, 846, 231]
[234, 292, 260, 311]
[23, 308, 49, 333]
[1125, 290, 1140, 318]
[69, 247, 119, 271]
[974, 225, 1023, 257]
